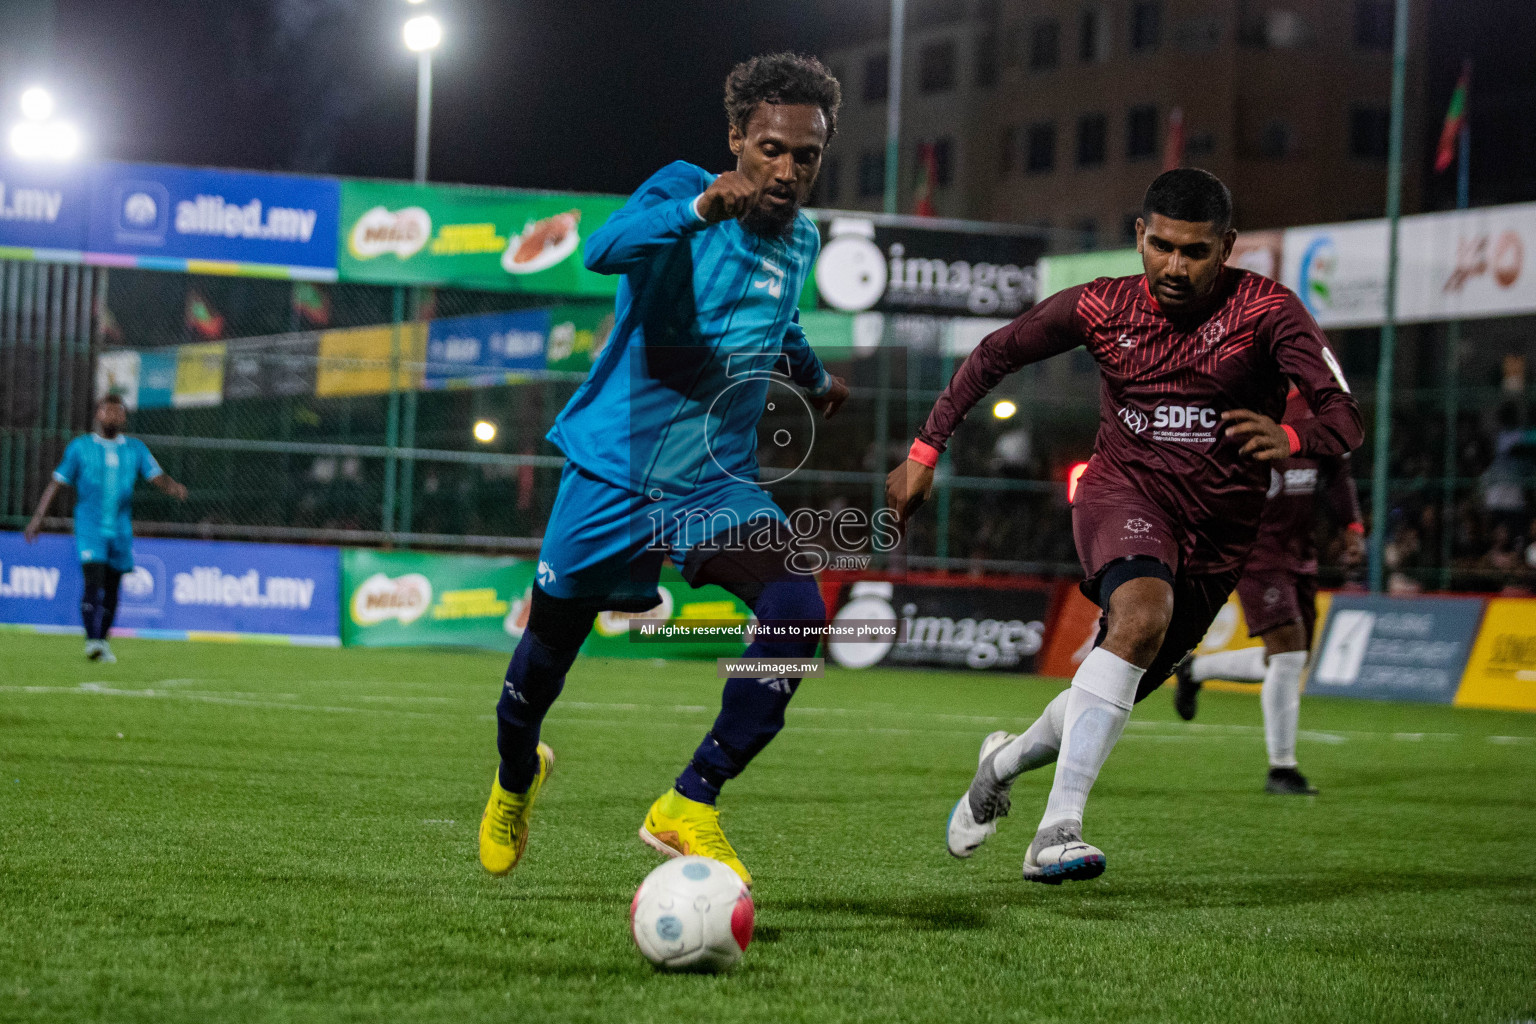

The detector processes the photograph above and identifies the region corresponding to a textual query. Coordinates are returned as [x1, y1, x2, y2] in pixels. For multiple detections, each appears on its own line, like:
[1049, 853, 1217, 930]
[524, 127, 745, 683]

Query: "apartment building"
[819, 0, 1426, 248]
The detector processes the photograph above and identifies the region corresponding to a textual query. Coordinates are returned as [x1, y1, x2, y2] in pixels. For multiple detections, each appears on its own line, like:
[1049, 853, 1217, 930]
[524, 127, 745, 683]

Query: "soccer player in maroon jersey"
[887, 169, 1363, 883]
[1172, 386, 1366, 795]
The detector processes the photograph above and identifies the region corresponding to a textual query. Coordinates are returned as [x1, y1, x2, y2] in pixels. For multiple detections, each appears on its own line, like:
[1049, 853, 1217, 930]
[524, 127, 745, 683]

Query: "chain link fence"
[4, 259, 1535, 591]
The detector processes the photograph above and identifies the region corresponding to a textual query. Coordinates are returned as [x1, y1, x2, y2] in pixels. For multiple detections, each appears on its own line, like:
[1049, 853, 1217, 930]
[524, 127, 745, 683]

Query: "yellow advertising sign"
[1454, 598, 1536, 712]
[172, 342, 226, 408]
[315, 323, 425, 397]
[1192, 589, 1332, 692]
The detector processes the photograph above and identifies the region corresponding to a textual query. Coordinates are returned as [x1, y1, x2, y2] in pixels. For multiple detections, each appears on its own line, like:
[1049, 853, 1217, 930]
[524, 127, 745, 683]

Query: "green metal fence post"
[1439, 124, 1471, 589]
[381, 286, 405, 540]
[398, 287, 423, 543]
[1367, 0, 1410, 594]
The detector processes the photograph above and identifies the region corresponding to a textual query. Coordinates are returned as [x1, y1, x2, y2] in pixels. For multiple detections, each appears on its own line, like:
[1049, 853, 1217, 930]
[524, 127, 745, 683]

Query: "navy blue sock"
[80, 564, 106, 641]
[496, 630, 582, 792]
[675, 576, 823, 804]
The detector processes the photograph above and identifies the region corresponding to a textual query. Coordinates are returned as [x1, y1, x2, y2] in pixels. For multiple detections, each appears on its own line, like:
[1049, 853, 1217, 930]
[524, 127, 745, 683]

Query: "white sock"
[1261, 651, 1308, 769]
[1190, 646, 1267, 684]
[993, 689, 1070, 781]
[1039, 647, 1145, 831]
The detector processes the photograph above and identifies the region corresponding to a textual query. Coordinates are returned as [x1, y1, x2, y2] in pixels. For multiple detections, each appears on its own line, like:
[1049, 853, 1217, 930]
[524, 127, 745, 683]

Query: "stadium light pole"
[387, 13, 441, 543]
[882, 0, 905, 215]
[1366, 0, 1410, 593]
[403, 14, 442, 184]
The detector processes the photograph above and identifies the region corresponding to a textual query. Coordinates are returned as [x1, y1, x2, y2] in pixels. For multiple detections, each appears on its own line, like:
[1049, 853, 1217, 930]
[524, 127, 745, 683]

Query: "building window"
[917, 138, 955, 187]
[1030, 18, 1061, 70]
[919, 39, 958, 93]
[1354, 0, 1393, 50]
[1126, 104, 1158, 159]
[1258, 120, 1292, 159]
[1075, 217, 1099, 251]
[1079, 8, 1109, 63]
[1131, 1, 1161, 51]
[858, 151, 886, 197]
[974, 29, 1000, 87]
[998, 126, 1019, 176]
[1349, 106, 1390, 160]
[1173, 15, 1223, 52]
[1027, 122, 1056, 172]
[1076, 113, 1107, 167]
[1185, 131, 1216, 158]
[864, 52, 889, 102]
[1122, 213, 1141, 244]
[1002, 22, 1025, 67]
[817, 156, 841, 206]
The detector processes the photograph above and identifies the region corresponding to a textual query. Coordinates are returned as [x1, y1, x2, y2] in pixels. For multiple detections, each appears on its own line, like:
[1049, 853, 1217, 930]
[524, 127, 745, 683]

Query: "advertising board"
[0, 532, 340, 643]
[336, 180, 624, 295]
[1308, 595, 1484, 703]
[86, 162, 340, 278]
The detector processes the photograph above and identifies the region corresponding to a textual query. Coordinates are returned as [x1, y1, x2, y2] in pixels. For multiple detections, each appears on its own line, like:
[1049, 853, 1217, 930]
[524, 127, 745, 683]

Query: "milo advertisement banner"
[343, 548, 534, 650]
[337, 180, 625, 296]
[341, 548, 750, 658]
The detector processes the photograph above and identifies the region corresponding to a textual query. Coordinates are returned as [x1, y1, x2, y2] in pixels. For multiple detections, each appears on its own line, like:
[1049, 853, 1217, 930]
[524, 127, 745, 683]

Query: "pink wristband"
[1281, 424, 1301, 455]
[908, 439, 940, 469]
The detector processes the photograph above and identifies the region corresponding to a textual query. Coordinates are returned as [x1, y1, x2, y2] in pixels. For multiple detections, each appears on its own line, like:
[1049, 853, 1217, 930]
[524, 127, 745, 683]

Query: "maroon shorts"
[1073, 489, 1242, 704]
[1236, 569, 1318, 645]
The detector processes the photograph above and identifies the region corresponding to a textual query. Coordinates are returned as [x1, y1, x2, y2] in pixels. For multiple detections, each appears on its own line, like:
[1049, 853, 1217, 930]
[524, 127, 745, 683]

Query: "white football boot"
[1022, 820, 1106, 884]
[946, 730, 1017, 858]
[98, 642, 117, 664]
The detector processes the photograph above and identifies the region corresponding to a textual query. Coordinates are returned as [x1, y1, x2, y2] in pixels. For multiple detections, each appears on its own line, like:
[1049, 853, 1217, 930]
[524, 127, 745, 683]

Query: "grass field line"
[5, 683, 1533, 747]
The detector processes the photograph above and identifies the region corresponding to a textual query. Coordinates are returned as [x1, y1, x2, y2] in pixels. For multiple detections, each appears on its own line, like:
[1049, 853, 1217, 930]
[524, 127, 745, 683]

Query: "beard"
[741, 198, 799, 238]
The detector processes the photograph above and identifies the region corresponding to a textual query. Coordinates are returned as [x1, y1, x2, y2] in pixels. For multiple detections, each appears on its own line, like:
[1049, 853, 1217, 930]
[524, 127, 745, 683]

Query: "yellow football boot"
[478, 743, 554, 876]
[639, 788, 752, 887]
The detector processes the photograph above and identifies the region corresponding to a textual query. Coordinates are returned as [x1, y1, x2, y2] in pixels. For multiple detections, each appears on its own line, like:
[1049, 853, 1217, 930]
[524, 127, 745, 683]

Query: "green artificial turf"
[1, 632, 1533, 1023]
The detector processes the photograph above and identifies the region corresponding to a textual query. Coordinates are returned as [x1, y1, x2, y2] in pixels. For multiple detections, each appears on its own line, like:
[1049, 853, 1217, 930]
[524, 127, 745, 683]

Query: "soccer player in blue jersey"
[479, 53, 848, 886]
[25, 393, 188, 663]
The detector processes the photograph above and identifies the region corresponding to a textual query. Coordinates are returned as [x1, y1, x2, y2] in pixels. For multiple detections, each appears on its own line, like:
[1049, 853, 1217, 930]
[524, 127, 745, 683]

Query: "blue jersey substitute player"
[25, 393, 188, 663]
[479, 54, 850, 887]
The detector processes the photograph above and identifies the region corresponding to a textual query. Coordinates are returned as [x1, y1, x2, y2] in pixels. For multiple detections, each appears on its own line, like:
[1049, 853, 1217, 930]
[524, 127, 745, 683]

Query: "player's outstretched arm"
[583, 163, 714, 275]
[806, 376, 849, 420]
[892, 285, 1085, 522]
[151, 474, 189, 501]
[885, 458, 935, 523]
[23, 479, 62, 543]
[1267, 295, 1364, 457]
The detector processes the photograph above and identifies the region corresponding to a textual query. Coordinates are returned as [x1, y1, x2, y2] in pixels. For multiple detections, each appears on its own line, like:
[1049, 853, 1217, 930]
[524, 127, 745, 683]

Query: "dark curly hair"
[724, 52, 841, 142]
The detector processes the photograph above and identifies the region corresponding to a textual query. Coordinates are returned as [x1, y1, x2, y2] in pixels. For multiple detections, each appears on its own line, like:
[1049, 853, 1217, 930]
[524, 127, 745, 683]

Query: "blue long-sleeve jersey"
[549, 161, 827, 496]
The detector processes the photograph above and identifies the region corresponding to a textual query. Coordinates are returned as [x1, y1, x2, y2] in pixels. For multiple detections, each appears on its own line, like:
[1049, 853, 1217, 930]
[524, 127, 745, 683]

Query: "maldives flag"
[1434, 63, 1470, 173]
[185, 289, 225, 340]
[913, 143, 938, 218]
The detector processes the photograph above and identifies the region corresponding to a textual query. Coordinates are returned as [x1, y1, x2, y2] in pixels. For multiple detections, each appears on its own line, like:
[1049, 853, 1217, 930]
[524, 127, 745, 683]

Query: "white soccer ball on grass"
[630, 856, 754, 971]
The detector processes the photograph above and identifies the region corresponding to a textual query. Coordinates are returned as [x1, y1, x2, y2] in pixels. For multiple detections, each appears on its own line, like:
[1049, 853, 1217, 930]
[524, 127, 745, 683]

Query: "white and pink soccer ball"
[630, 856, 754, 971]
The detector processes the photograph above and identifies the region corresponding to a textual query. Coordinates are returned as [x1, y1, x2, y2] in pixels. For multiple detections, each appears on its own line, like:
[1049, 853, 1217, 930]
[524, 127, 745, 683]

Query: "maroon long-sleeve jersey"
[1244, 388, 1365, 576]
[917, 269, 1363, 573]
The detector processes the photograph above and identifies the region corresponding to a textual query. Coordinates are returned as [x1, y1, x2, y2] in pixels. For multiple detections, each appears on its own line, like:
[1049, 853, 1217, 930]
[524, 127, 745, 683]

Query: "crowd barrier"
[3, 532, 1531, 712]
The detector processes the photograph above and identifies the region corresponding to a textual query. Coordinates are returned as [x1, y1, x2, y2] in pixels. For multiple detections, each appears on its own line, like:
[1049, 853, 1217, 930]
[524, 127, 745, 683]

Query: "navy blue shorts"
[534, 461, 788, 611]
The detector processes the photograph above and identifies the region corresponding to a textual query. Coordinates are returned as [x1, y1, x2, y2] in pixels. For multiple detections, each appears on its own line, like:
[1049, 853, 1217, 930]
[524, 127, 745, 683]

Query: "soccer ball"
[630, 856, 754, 971]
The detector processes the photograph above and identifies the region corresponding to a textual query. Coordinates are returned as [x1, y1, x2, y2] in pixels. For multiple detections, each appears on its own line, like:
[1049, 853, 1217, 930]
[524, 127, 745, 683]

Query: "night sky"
[51, 0, 878, 194]
[46, 0, 1536, 206]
